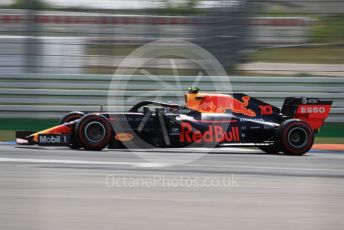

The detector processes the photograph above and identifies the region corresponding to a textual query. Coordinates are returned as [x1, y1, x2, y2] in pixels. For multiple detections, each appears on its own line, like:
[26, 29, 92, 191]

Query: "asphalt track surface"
[0, 144, 344, 230]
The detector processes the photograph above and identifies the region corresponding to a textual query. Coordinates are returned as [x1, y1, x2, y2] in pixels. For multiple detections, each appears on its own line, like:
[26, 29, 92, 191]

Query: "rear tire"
[75, 114, 112, 151]
[59, 111, 84, 124]
[279, 119, 314, 155]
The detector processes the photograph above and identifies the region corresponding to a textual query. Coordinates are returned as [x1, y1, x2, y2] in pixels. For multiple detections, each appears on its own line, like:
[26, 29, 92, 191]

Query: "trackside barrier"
[0, 74, 343, 123]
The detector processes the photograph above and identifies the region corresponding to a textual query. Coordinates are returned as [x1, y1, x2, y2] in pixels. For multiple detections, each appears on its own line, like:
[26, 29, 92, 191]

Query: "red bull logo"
[185, 93, 256, 117]
[180, 122, 240, 143]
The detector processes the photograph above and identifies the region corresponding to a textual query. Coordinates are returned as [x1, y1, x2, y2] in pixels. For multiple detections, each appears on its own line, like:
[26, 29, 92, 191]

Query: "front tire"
[59, 112, 85, 149]
[75, 114, 112, 151]
[279, 119, 314, 155]
[59, 111, 85, 124]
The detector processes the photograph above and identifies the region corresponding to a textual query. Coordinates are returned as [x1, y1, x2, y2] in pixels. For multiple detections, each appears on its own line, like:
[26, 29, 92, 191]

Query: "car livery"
[16, 88, 333, 155]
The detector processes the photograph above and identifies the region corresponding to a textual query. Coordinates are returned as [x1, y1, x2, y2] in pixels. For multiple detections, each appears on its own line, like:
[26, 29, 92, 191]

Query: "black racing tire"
[278, 119, 314, 156]
[258, 145, 281, 154]
[59, 112, 85, 149]
[68, 135, 82, 150]
[74, 114, 112, 151]
[69, 142, 81, 150]
[59, 111, 85, 125]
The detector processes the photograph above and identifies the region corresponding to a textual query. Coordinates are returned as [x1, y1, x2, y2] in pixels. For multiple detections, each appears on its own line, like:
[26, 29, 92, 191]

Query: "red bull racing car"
[16, 88, 333, 155]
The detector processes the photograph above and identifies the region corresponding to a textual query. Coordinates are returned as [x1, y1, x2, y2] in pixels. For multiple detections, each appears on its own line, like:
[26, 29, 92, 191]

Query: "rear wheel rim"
[84, 121, 106, 143]
[288, 127, 308, 148]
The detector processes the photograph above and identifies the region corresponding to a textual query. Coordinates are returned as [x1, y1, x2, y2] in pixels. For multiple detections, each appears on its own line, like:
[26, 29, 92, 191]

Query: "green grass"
[317, 123, 344, 138]
[85, 44, 208, 75]
[0, 118, 58, 141]
[247, 45, 344, 64]
[87, 45, 139, 57]
[0, 118, 58, 131]
[311, 16, 344, 44]
[86, 66, 206, 75]
[247, 15, 344, 64]
[0, 130, 15, 141]
[315, 137, 344, 144]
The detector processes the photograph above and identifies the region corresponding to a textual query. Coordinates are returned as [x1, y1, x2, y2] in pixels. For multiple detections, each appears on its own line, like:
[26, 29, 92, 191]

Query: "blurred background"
[0, 0, 343, 142]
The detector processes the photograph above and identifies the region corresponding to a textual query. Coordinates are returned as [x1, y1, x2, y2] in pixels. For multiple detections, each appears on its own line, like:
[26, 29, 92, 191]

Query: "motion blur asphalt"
[0, 145, 343, 230]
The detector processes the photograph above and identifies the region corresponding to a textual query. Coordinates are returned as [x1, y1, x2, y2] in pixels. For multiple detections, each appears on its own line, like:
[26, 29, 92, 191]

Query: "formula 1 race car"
[16, 88, 333, 155]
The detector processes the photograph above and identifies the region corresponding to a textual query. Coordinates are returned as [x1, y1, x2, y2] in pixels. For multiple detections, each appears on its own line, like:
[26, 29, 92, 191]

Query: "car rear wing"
[281, 97, 333, 130]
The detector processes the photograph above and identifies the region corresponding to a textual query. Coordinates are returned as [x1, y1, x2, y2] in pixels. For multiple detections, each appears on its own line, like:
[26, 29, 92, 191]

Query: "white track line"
[0, 157, 169, 168]
[191, 163, 344, 172]
[0, 157, 343, 172]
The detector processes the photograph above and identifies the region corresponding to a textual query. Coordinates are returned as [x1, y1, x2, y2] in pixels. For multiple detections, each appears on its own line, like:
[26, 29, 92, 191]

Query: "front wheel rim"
[84, 121, 106, 143]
